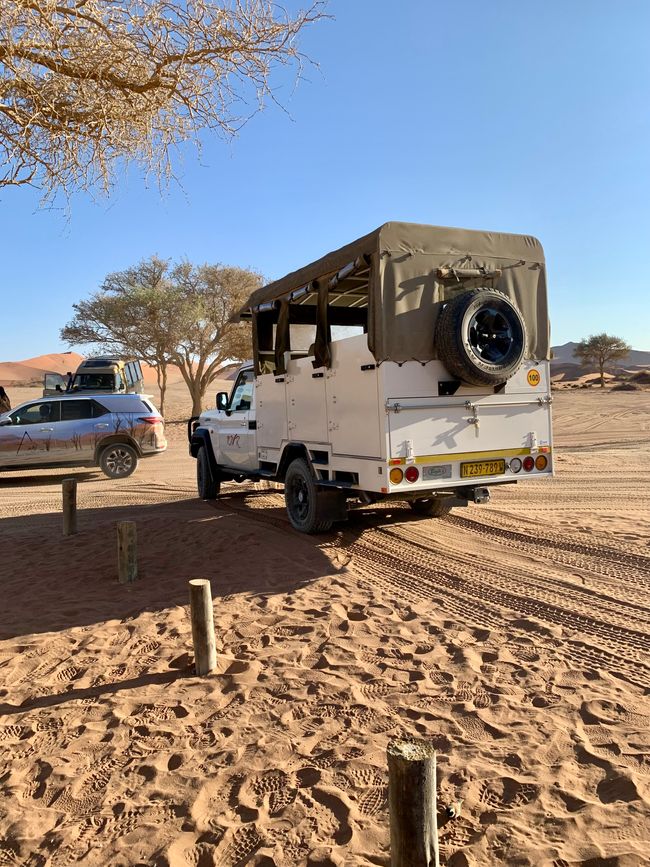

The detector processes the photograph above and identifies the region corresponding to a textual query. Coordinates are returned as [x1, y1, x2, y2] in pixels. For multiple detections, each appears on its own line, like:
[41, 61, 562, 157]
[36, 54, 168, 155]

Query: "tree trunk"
[599, 359, 605, 388]
[190, 382, 204, 417]
[159, 363, 168, 416]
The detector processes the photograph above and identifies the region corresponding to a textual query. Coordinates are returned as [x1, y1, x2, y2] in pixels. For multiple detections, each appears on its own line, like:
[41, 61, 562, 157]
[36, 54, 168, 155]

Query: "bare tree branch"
[1, 0, 328, 199]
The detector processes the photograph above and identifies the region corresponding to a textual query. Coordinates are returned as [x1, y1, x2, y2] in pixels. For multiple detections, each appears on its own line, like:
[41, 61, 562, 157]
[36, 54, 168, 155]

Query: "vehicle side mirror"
[55, 384, 62, 392]
[0, 418, 11, 426]
[216, 392, 229, 411]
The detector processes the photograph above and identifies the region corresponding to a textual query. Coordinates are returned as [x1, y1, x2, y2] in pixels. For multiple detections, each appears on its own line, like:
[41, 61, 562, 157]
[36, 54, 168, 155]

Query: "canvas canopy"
[238, 221, 550, 367]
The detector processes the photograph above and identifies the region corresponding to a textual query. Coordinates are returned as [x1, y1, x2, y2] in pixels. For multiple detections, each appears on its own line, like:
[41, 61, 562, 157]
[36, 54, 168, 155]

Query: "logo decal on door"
[226, 434, 241, 448]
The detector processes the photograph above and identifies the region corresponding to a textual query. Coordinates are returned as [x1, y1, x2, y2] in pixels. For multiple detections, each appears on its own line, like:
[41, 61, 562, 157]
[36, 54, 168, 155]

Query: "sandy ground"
[1, 383, 649, 866]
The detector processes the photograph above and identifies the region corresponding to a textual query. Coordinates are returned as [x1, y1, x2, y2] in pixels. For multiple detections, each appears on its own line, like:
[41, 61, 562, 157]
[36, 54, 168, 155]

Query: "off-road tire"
[435, 288, 527, 386]
[100, 443, 139, 479]
[409, 497, 452, 517]
[284, 458, 333, 534]
[197, 446, 220, 500]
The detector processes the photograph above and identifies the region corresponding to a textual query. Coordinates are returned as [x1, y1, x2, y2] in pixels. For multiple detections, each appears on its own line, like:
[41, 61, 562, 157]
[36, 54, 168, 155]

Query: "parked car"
[189, 221, 553, 533]
[0, 393, 166, 478]
[43, 357, 144, 397]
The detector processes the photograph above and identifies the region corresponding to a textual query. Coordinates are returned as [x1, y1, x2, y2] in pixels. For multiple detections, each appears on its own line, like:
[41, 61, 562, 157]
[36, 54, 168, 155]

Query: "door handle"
[240, 421, 247, 427]
[95, 423, 110, 429]
[39, 427, 54, 431]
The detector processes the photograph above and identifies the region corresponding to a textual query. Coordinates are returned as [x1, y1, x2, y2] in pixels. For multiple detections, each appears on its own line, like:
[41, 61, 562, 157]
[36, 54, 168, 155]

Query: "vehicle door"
[43, 373, 67, 396]
[55, 399, 106, 463]
[0, 400, 62, 466]
[217, 368, 258, 471]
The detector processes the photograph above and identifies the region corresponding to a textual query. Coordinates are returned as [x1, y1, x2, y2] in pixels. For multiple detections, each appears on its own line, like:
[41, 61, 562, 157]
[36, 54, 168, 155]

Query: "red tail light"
[523, 456, 534, 472]
[405, 465, 420, 483]
[138, 416, 161, 425]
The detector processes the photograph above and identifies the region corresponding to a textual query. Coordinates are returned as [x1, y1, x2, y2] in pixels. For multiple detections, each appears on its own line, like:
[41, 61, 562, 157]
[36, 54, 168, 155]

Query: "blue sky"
[1, 0, 649, 361]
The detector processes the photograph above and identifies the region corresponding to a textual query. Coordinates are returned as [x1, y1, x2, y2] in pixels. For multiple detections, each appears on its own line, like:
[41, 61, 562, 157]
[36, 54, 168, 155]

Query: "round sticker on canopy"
[527, 369, 541, 387]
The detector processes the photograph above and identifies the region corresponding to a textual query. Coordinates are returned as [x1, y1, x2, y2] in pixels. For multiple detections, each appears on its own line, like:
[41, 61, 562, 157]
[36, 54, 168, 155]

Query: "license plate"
[460, 459, 505, 478]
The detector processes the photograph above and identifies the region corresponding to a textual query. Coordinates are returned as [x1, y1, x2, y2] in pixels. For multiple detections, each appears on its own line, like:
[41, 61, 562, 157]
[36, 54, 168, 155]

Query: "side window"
[134, 361, 143, 382]
[229, 370, 254, 412]
[60, 400, 93, 421]
[10, 401, 61, 425]
[124, 364, 134, 386]
[91, 400, 110, 418]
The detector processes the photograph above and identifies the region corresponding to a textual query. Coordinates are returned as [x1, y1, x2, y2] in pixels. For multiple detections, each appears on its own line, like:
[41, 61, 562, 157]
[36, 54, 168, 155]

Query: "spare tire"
[435, 288, 527, 386]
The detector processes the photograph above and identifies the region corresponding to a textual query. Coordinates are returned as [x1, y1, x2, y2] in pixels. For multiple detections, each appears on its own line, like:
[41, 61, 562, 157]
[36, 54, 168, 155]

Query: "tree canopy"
[575, 333, 631, 388]
[61, 256, 261, 414]
[1, 0, 325, 198]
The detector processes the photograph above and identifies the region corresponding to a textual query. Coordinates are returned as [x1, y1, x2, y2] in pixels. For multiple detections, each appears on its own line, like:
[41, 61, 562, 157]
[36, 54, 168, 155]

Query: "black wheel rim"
[289, 475, 310, 523]
[467, 307, 517, 364]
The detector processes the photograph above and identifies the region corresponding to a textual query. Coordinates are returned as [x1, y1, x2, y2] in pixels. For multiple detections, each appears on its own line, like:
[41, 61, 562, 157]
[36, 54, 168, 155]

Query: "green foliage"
[575, 333, 631, 388]
[61, 256, 260, 413]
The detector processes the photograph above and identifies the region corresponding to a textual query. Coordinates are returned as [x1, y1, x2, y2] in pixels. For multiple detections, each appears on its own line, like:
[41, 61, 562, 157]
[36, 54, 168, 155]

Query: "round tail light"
[523, 456, 535, 472]
[405, 465, 420, 483]
[535, 455, 548, 471]
[389, 467, 404, 485]
[509, 458, 522, 473]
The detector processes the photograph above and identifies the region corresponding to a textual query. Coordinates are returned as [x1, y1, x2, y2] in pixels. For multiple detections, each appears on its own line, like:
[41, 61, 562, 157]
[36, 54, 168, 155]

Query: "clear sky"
[1, 0, 649, 361]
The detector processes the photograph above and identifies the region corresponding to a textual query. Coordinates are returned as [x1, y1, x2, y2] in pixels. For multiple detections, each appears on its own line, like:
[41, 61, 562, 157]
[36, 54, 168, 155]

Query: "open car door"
[42, 372, 68, 397]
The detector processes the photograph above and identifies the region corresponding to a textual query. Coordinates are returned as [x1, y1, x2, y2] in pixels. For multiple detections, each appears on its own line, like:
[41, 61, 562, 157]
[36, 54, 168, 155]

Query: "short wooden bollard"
[62, 478, 78, 536]
[388, 739, 440, 867]
[117, 521, 137, 584]
[189, 579, 217, 676]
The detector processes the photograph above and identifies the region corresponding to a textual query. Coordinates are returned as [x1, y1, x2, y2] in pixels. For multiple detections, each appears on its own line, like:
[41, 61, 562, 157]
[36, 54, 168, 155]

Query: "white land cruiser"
[189, 222, 553, 533]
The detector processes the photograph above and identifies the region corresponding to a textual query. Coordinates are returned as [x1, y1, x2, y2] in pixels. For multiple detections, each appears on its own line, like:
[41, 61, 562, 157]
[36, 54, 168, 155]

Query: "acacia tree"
[168, 261, 259, 414]
[61, 256, 260, 415]
[0, 0, 325, 197]
[575, 333, 631, 388]
[61, 257, 178, 413]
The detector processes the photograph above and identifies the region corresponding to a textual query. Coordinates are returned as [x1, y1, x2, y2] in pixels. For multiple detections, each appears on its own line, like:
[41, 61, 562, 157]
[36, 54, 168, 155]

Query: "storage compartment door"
[287, 357, 328, 443]
[326, 336, 382, 458]
[256, 374, 288, 449]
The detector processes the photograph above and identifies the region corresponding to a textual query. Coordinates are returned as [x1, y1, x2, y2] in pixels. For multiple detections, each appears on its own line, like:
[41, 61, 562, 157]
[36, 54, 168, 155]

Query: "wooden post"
[62, 478, 78, 536]
[189, 579, 217, 676]
[388, 739, 440, 867]
[117, 521, 137, 584]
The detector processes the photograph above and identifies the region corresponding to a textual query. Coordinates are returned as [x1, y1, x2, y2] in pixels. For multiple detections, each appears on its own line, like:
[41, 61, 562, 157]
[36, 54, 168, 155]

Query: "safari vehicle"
[0, 393, 165, 478]
[189, 222, 553, 533]
[43, 357, 144, 397]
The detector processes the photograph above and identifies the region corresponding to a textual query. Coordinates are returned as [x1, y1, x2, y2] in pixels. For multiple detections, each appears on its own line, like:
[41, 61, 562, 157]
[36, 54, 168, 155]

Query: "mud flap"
[316, 488, 348, 523]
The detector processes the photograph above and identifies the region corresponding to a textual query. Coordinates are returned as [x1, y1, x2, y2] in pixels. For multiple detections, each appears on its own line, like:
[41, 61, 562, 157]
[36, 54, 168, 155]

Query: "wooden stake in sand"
[388, 739, 440, 867]
[62, 478, 78, 536]
[117, 521, 137, 584]
[189, 579, 217, 676]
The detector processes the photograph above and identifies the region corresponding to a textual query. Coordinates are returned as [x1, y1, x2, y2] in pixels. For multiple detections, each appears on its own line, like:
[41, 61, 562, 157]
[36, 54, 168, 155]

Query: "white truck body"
[191, 222, 553, 532]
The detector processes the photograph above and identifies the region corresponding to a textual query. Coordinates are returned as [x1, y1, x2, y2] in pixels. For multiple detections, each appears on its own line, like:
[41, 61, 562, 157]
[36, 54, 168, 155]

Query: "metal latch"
[465, 401, 479, 432]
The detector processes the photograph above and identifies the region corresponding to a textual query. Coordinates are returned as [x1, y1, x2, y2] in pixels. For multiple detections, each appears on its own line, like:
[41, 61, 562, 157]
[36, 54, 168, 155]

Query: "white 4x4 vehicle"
[190, 222, 553, 533]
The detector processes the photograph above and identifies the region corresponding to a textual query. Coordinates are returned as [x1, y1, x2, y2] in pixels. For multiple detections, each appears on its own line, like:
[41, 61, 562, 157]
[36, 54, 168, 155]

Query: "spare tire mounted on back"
[434, 288, 527, 386]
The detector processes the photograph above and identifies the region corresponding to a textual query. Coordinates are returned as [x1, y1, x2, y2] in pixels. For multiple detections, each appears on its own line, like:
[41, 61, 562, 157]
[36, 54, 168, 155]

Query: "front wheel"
[100, 443, 139, 479]
[409, 497, 452, 517]
[284, 458, 333, 534]
[197, 447, 220, 500]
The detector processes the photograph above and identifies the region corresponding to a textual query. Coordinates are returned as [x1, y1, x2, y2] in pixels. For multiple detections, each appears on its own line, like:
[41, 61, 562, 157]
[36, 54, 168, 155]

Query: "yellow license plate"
[460, 459, 506, 478]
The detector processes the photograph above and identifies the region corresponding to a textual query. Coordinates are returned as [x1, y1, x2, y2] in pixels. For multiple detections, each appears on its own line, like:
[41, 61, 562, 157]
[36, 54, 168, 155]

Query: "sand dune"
[0, 385, 649, 865]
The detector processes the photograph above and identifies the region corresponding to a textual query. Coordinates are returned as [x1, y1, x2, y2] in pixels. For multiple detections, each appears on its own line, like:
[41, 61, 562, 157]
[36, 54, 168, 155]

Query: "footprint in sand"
[477, 776, 540, 811]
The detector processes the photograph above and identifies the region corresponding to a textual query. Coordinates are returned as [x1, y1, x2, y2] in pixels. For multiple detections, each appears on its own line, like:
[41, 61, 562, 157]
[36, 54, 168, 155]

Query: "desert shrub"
[631, 370, 650, 384]
[611, 382, 640, 392]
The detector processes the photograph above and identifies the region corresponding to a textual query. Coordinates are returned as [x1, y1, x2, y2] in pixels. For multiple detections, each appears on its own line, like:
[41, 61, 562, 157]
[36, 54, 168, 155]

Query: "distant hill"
[551, 341, 650, 367]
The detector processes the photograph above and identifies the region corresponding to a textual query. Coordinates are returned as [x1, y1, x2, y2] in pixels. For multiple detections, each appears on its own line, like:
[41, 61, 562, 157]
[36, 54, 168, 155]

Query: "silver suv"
[0, 394, 166, 478]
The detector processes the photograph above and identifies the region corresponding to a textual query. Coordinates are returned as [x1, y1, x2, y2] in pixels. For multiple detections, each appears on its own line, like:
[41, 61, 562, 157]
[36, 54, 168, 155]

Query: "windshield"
[71, 373, 117, 390]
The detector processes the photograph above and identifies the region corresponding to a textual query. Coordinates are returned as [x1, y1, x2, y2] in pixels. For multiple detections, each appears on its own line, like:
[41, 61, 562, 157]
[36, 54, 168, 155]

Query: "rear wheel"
[409, 497, 452, 517]
[100, 443, 139, 479]
[197, 447, 220, 500]
[285, 458, 333, 534]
